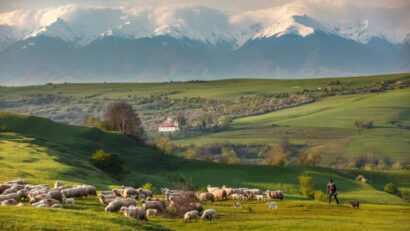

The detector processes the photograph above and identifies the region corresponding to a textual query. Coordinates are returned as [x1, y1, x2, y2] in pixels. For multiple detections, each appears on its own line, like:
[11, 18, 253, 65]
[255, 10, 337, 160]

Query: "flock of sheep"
[0, 179, 284, 223]
[0, 179, 95, 208]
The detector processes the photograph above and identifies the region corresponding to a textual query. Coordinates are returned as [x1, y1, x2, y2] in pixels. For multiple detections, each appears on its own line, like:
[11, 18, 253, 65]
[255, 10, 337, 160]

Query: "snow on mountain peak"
[0, 4, 407, 49]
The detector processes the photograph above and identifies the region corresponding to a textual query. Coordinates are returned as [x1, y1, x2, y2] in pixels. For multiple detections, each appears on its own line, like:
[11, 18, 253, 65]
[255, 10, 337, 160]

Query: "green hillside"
[0, 112, 409, 231]
[1, 73, 408, 100]
[174, 89, 410, 162]
[0, 112, 408, 204]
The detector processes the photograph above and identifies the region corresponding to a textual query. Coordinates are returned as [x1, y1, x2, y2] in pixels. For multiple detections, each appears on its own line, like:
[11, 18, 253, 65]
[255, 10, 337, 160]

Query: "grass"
[0, 73, 408, 100]
[0, 198, 409, 231]
[0, 112, 409, 230]
[174, 89, 410, 161]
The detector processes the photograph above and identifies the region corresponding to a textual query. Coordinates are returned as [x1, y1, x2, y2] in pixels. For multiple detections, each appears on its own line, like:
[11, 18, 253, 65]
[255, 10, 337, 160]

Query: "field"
[1, 73, 408, 100]
[1, 198, 409, 231]
[173, 89, 410, 162]
[0, 74, 409, 230]
[1, 73, 409, 166]
[0, 112, 409, 231]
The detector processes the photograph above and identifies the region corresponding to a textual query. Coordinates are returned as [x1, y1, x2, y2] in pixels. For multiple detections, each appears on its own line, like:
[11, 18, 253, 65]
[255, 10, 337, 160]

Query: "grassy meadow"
[0, 73, 409, 230]
[173, 89, 410, 162]
[1, 198, 409, 231]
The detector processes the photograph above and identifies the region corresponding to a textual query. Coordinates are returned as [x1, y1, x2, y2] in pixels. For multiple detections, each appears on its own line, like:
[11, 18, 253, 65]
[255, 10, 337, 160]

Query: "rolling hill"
[173, 88, 410, 163]
[0, 111, 409, 231]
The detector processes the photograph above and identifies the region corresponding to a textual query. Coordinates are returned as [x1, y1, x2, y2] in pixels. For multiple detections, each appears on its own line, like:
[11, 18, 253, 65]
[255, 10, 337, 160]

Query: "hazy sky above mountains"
[0, 0, 409, 43]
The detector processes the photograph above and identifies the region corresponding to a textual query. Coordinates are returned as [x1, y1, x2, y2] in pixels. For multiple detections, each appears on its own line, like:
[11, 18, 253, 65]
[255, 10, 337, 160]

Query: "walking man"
[327, 179, 339, 204]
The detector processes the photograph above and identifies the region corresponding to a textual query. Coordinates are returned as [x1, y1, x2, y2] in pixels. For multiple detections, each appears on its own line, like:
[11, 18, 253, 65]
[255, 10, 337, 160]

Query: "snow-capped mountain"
[0, 5, 408, 85]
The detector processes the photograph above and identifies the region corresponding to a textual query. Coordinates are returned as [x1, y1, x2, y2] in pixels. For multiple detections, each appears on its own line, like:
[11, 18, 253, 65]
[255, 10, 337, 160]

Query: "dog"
[349, 201, 360, 208]
[267, 202, 278, 209]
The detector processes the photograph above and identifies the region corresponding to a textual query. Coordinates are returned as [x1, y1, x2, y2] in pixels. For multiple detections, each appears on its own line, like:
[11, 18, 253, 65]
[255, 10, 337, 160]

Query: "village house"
[158, 117, 180, 132]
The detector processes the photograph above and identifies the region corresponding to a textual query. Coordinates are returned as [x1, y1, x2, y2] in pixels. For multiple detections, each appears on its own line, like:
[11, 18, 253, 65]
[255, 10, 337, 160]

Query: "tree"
[265, 146, 290, 166]
[384, 182, 398, 194]
[221, 147, 240, 164]
[104, 102, 144, 140]
[299, 175, 314, 197]
[156, 137, 174, 155]
[185, 147, 199, 160]
[297, 148, 322, 166]
[176, 114, 187, 129]
[90, 150, 123, 177]
[85, 115, 97, 126]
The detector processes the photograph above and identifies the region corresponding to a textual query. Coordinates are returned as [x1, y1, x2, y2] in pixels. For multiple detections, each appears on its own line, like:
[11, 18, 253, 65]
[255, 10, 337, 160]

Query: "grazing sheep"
[142, 201, 163, 212]
[57, 185, 72, 191]
[6, 179, 26, 185]
[38, 198, 59, 206]
[243, 190, 255, 200]
[97, 194, 117, 205]
[16, 189, 27, 200]
[266, 190, 284, 200]
[105, 199, 138, 212]
[145, 209, 159, 217]
[184, 210, 199, 222]
[1, 199, 18, 206]
[355, 175, 368, 184]
[112, 189, 124, 197]
[230, 194, 239, 200]
[0, 193, 19, 202]
[212, 189, 227, 201]
[0, 184, 12, 194]
[47, 190, 63, 201]
[50, 204, 63, 209]
[251, 189, 262, 195]
[121, 188, 139, 198]
[207, 185, 220, 193]
[64, 198, 75, 205]
[201, 209, 217, 221]
[267, 202, 278, 209]
[197, 192, 214, 202]
[192, 203, 204, 215]
[120, 206, 147, 221]
[2, 188, 17, 195]
[256, 195, 266, 202]
[99, 191, 113, 195]
[137, 188, 152, 198]
[36, 204, 49, 208]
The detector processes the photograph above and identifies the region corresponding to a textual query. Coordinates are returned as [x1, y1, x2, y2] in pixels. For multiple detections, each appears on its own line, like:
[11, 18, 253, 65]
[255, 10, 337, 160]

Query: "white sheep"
[267, 202, 278, 209]
[145, 208, 159, 217]
[64, 198, 75, 205]
[201, 209, 217, 221]
[256, 195, 266, 202]
[120, 206, 147, 221]
[184, 210, 199, 222]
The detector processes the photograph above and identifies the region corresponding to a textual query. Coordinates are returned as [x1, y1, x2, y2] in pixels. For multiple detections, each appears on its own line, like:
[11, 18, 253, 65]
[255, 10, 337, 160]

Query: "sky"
[0, 0, 409, 43]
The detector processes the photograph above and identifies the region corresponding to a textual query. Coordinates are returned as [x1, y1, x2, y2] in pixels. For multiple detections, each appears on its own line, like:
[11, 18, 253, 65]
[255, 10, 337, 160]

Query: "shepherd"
[327, 179, 339, 204]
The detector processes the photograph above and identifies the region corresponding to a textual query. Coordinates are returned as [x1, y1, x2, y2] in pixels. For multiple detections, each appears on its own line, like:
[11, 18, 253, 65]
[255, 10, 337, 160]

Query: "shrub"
[0, 125, 7, 131]
[401, 190, 408, 201]
[314, 190, 327, 202]
[90, 150, 123, 177]
[184, 147, 199, 159]
[384, 182, 398, 194]
[392, 161, 403, 170]
[142, 182, 154, 193]
[354, 120, 373, 129]
[299, 175, 314, 197]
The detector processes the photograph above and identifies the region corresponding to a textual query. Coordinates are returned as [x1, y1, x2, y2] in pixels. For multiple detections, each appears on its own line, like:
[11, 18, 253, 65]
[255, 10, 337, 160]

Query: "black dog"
[349, 201, 360, 208]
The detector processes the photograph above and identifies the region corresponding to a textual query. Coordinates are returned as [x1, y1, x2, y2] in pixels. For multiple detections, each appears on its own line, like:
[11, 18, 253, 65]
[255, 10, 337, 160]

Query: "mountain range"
[0, 5, 409, 85]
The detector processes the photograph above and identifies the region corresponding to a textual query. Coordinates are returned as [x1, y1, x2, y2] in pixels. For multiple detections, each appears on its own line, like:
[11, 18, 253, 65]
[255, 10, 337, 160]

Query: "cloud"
[0, 0, 408, 45]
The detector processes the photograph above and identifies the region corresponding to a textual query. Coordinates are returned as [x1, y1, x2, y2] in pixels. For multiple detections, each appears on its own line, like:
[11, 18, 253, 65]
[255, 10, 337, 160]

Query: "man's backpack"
[330, 183, 336, 191]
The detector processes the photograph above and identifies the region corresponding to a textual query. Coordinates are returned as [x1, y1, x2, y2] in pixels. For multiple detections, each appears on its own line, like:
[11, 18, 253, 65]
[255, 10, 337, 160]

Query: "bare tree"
[104, 102, 144, 140]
